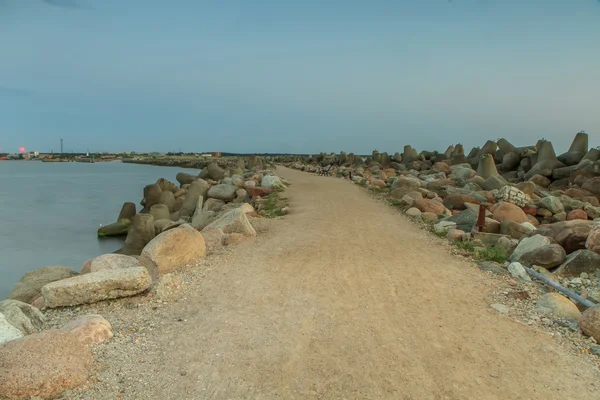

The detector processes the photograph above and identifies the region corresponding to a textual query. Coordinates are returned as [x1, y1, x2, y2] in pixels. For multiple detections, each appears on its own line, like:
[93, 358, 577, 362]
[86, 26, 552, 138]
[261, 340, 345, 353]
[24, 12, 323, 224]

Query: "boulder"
[443, 193, 480, 210]
[149, 204, 171, 221]
[120, 213, 155, 256]
[518, 244, 566, 269]
[179, 180, 210, 218]
[7, 266, 79, 304]
[481, 175, 508, 191]
[413, 198, 445, 215]
[203, 198, 226, 212]
[0, 330, 93, 399]
[207, 184, 238, 201]
[567, 209, 588, 221]
[158, 191, 176, 212]
[405, 207, 422, 220]
[434, 221, 457, 235]
[176, 172, 197, 185]
[446, 229, 465, 242]
[191, 211, 218, 231]
[494, 186, 528, 207]
[537, 196, 565, 215]
[553, 250, 600, 277]
[533, 220, 593, 254]
[60, 315, 113, 346]
[508, 262, 531, 281]
[0, 300, 44, 335]
[204, 208, 257, 236]
[261, 175, 285, 189]
[207, 162, 225, 181]
[510, 234, 552, 262]
[500, 220, 534, 240]
[42, 267, 152, 308]
[421, 212, 438, 224]
[142, 183, 162, 210]
[581, 305, 600, 342]
[0, 313, 23, 343]
[156, 178, 178, 193]
[482, 217, 501, 234]
[585, 223, 600, 254]
[536, 293, 581, 322]
[492, 202, 529, 223]
[246, 186, 271, 198]
[81, 253, 141, 274]
[201, 227, 226, 248]
[140, 226, 206, 280]
[443, 209, 478, 232]
[390, 176, 422, 199]
[582, 176, 600, 196]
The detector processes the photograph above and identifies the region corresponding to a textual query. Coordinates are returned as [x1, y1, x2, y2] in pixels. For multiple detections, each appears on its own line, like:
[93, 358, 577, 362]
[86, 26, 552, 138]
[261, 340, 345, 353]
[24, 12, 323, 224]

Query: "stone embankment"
[0, 157, 289, 399]
[285, 131, 600, 352]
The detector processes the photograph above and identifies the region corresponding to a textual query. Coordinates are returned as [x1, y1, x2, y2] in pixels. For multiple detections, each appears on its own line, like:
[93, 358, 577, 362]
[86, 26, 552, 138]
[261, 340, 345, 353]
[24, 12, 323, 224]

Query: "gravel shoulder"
[49, 166, 600, 399]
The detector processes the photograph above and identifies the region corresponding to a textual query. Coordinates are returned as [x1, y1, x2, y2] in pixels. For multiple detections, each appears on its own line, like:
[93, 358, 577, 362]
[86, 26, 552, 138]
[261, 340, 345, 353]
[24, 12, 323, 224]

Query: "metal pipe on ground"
[523, 265, 596, 309]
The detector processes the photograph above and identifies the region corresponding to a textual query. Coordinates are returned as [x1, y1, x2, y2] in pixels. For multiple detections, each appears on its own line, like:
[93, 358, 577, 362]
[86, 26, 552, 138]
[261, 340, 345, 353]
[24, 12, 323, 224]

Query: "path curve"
[93, 167, 600, 399]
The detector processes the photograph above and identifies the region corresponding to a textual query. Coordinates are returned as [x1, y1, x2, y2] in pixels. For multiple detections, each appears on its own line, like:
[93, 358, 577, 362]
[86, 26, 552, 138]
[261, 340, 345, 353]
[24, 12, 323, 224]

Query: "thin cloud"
[42, 0, 92, 10]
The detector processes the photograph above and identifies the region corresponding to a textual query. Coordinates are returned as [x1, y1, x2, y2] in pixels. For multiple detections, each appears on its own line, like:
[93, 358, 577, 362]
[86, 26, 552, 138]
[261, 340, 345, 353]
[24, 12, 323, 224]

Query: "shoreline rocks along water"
[0, 157, 289, 399]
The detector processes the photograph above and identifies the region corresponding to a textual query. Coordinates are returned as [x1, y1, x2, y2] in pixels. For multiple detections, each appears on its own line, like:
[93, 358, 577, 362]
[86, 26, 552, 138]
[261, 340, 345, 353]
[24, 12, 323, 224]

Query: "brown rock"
[414, 198, 445, 215]
[536, 293, 581, 321]
[492, 202, 529, 223]
[61, 315, 113, 346]
[565, 188, 592, 200]
[0, 330, 93, 399]
[140, 226, 206, 280]
[446, 229, 465, 242]
[515, 181, 536, 195]
[528, 175, 551, 187]
[246, 186, 271, 198]
[567, 209, 588, 221]
[581, 305, 600, 342]
[534, 220, 593, 254]
[443, 193, 481, 210]
[482, 217, 501, 234]
[370, 179, 386, 189]
[500, 220, 534, 240]
[582, 176, 600, 195]
[586, 223, 600, 254]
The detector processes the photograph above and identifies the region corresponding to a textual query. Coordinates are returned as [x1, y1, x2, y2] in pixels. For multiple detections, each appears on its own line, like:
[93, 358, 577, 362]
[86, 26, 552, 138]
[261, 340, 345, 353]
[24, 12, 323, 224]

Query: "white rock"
[261, 175, 285, 189]
[204, 208, 256, 236]
[434, 221, 457, 235]
[0, 313, 23, 343]
[508, 262, 532, 282]
[491, 303, 510, 314]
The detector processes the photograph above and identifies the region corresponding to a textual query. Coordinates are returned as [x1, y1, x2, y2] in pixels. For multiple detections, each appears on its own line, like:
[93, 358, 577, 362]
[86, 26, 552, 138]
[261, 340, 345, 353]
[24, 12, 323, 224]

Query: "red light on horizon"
[19, 146, 25, 153]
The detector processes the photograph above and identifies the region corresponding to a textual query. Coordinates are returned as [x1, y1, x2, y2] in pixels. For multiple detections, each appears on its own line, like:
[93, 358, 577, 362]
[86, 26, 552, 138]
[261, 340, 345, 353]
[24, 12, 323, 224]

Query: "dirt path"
[78, 167, 600, 399]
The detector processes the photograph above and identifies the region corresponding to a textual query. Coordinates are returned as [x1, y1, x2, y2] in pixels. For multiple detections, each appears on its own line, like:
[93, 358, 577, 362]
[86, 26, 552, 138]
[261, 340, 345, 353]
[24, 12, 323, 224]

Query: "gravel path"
[51, 166, 600, 399]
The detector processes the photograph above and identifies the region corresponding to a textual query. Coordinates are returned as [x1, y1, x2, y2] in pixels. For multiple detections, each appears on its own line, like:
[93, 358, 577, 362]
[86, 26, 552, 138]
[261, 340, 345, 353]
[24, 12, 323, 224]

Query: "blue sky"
[0, 0, 599, 154]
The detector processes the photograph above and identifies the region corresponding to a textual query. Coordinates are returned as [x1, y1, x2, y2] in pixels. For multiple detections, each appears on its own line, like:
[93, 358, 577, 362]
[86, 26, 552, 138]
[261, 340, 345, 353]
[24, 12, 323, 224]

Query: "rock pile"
[286, 131, 600, 344]
[1, 158, 289, 399]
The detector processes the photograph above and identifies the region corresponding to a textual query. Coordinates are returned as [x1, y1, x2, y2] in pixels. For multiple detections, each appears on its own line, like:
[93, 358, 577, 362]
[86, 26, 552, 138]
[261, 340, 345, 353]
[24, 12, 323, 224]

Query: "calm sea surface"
[0, 160, 199, 299]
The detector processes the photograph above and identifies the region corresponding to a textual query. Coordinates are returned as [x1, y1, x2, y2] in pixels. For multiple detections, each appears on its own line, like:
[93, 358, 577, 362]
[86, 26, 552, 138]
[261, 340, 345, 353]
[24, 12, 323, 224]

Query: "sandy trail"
[86, 166, 600, 399]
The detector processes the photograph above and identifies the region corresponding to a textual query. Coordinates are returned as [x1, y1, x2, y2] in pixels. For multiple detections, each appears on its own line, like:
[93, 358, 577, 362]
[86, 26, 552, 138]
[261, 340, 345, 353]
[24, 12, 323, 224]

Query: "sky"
[0, 0, 599, 155]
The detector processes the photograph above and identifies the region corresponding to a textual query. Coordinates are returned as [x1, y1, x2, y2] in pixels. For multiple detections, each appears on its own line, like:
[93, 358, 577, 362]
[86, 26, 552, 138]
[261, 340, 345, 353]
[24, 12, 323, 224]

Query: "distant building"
[212, 152, 222, 157]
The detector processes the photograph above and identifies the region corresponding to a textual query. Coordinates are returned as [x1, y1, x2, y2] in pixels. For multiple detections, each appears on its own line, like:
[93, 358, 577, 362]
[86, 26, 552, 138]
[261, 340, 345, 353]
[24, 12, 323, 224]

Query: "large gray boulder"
[0, 300, 45, 335]
[518, 244, 566, 269]
[42, 267, 152, 308]
[261, 175, 285, 189]
[538, 196, 565, 215]
[510, 234, 552, 262]
[7, 266, 79, 304]
[207, 184, 238, 201]
[191, 211, 218, 231]
[207, 162, 225, 181]
[443, 209, 478, 232]
[553, 250, 600, 277]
